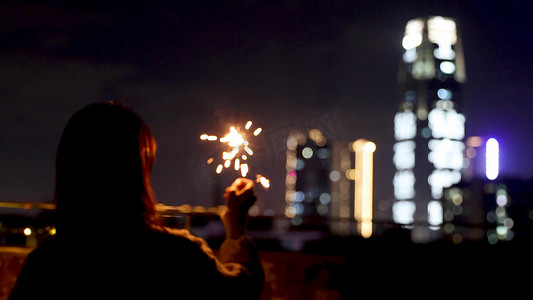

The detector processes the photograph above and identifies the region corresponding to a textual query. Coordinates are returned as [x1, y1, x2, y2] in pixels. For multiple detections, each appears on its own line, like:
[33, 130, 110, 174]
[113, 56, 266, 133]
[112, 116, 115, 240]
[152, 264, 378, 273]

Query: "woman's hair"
[54, 102, 161, 237]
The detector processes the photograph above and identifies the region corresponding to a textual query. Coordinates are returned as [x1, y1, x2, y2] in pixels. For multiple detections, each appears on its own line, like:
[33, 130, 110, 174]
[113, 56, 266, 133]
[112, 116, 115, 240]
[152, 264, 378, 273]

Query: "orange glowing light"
[256, 175, 270, 189]
[201, 120, 270, 189]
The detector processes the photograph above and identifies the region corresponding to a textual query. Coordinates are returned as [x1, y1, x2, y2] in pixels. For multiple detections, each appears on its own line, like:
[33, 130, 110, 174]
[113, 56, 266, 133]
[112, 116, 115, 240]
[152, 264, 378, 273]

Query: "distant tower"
[393, 16, 466, 241]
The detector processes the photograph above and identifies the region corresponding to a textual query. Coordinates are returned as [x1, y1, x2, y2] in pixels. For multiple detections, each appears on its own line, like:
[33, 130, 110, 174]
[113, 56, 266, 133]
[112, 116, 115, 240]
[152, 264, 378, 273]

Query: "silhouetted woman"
[9, 102, 264, 299]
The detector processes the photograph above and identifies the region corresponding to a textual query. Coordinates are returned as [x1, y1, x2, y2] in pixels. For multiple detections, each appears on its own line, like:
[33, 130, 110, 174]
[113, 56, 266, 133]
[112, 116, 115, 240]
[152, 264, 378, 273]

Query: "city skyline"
[1, 1, 532, 220]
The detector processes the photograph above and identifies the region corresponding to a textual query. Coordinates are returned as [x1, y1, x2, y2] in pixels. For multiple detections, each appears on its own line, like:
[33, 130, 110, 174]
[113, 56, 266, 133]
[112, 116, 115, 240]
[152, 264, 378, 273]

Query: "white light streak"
[245, 121, 253, 130]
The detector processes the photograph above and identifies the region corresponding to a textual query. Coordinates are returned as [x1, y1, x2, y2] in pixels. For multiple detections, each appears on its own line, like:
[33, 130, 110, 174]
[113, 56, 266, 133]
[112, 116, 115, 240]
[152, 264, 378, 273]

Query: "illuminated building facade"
[285, 129, 331, 229]
[329, 139, 376, 237]
[393, 16, 466, 240]
[353, 140, 376, 238]
[329, 142, 354, 236]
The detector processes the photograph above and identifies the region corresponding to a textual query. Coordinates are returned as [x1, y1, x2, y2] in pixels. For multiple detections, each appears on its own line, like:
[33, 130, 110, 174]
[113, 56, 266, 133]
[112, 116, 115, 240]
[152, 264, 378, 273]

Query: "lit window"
[427, 201, 443, 226]
[440, 61, 456, 74]
[427, 16, 457, 45]
[428, 108, 465, 140]
[393, 201, 416, 224]
[434, 44, 456, 60]
[402, 33, 423, 50]
[394, 170, 415, 200]
[428, 169, 461, 199]
[437, 89, 452, 100]
[394, 110, 417, 141]
[428, 139, 465, 170]
[393, 141, 416, 170]
[403, 48, 418, 63]
[329, 170, 341, 182]
[402, 19, 424, 50]
[302, 147, 313, 159]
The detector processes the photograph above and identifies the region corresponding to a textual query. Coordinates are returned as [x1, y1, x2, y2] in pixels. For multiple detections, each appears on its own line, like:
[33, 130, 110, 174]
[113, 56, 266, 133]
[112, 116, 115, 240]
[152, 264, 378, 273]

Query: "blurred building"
[443, 178, 533, 244]
[285, 129, 331, 230]
[393, 16, 466, 242]
[329, 141, 354, 236]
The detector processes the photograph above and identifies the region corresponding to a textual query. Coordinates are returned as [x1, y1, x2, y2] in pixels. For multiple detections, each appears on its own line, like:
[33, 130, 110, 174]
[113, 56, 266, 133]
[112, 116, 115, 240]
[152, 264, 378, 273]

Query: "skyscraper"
[392, 16, 466, 241]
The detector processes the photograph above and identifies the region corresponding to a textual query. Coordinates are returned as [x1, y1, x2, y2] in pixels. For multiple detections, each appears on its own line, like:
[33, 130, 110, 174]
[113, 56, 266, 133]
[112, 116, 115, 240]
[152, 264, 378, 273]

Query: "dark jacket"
[9, 228, 264, 299]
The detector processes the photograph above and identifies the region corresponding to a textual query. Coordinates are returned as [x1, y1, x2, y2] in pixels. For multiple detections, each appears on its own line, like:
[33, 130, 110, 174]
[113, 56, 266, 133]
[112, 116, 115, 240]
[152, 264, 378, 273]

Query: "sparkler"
[201, 121, 270, 189]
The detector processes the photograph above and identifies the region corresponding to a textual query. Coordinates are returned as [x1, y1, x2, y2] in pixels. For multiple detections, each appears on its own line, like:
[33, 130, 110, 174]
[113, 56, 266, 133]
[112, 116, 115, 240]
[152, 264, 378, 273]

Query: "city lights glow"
[394, 170, 415, 200]
[428, 108, 465, 140]
[440, 61, 456, 74]
[428, 169, 461, 199]
[437, 88, 452, 100]
[427, 200, 443, 227]
[302, 147, 313, 159]
[394, 110, 417, 141]
[427, 16, 457, 45]
[402, 33, 423, 50]
[428, 139, 465, 170]
[486, 138, 499, 180]
[402, 19, 424, 50]
[393, 141, 415, 170]
[353, 139, 375, 238]
[393, 201, 415, 225]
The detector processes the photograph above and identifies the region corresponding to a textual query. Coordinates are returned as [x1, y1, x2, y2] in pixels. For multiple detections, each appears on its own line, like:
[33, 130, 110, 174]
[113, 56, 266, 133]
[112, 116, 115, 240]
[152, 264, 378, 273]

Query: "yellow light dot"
[24, 228, 32, 236]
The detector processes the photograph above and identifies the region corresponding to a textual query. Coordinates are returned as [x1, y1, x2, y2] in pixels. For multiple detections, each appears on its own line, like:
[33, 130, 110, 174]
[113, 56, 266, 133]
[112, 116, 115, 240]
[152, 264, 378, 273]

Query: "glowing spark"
[241, 163, 249, 177]
[220, 127, 244, 147]
[200, 134, 218, 141]
[244, 146, 253, 155]
[201, 120, 270, 189]
[256, 175, 270, 189]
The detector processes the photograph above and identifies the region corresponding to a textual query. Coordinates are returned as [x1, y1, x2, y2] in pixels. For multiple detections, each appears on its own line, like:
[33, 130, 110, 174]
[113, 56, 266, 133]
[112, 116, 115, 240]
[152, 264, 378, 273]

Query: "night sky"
[1, 1, 532, 219]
